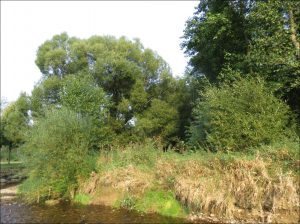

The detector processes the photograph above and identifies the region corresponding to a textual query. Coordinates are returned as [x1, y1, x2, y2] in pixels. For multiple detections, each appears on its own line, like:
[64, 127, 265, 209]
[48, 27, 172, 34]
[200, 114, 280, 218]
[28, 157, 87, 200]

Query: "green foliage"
[246, 0, 300, 120]
[35, 32, 77, 77]
[136, 99, 179, 141]
[0, 146, 22, 162]
[189, 77, 297, 151]
[33, 33, 183, 144]
[135, 189, 186, 218]
[116, 194, 137, 210]
[97, 140, 161, 172]
[60, 73, 111, 147]
[30, 76, 63, 117]
[181, 0, 250, 83]
[74, 194, 91, 205]
[20, 107, 96, 202]
[1, 93, 30, 148]
[61, 73, 108, 117]
[182, 0, 300, 121]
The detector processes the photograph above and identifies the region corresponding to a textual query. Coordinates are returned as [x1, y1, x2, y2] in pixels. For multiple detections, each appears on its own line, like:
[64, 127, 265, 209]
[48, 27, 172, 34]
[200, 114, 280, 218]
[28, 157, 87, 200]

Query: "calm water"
[1, 198, 191, 224]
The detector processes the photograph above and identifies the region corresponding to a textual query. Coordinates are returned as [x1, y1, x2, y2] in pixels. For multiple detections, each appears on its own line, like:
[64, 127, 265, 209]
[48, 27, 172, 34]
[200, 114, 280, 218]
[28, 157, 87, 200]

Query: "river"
[1, 184, 192, 224]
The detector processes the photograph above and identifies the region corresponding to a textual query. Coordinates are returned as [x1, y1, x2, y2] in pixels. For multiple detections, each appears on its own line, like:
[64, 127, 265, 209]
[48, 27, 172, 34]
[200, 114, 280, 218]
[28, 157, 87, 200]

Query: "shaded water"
[1, 185, 191, 224]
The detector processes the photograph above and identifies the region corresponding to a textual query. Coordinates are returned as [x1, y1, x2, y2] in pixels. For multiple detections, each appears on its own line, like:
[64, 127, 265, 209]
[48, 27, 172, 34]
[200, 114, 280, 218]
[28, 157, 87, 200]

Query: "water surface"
[1, 191, 190, 224]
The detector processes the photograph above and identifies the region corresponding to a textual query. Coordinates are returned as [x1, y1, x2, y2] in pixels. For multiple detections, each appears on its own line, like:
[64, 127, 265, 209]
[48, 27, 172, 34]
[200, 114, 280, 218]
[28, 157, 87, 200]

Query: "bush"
[116, 194, 137, 210]
[135, 189, 186, 217]
[19, 107, 96, 202]
[189, 77, 297, 151]
[74, 194, 91, 205]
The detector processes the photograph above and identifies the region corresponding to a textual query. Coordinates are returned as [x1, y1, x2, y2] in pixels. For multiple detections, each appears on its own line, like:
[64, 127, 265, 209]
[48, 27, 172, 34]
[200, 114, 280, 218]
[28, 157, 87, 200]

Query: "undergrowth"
[74, 194, 91, 205]
[19, 138, 299, 222]
[81, 139, 299, 223]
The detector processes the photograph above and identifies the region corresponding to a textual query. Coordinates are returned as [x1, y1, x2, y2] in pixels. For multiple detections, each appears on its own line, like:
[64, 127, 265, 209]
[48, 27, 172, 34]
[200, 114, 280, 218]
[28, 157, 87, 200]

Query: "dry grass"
[168, 156, 300, 222]
[78, 146, 299, 223]
[100, 165, 154, 195]
[79, 164, 154, 200]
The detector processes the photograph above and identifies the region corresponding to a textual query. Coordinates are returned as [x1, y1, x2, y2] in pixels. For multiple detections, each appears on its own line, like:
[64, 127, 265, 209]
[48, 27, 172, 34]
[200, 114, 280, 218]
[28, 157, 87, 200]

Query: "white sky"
[1, 1, 198, 103]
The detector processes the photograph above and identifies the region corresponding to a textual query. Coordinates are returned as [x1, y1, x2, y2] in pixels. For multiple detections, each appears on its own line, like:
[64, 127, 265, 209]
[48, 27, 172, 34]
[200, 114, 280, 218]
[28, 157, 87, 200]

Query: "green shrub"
[135, 189, 186, 217]
[19, 107, 96, 202]
[189, 77, 297, 151]
[115, 194, 137, 210]
[74, 194, 91, 205]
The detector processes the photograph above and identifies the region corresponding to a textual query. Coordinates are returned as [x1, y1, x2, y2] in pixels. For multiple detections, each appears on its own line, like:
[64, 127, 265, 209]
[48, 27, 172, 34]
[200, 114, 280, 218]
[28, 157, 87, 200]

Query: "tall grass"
[79, 139, 299, 223]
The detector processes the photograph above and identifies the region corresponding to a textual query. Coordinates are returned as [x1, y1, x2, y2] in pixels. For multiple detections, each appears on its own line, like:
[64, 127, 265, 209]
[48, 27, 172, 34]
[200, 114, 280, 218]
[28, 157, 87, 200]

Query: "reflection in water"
[1, 200, 190, 224]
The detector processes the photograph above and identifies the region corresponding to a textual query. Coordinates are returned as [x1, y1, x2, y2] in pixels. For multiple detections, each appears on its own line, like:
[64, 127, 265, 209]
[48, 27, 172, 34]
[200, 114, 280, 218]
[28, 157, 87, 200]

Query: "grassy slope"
[77, 140, 299, 223]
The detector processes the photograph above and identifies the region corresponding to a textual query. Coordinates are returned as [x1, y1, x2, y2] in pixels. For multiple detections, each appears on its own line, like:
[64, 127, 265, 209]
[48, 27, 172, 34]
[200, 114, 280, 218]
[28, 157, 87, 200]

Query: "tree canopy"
[182, 0, 300, 120]
[31, 34, 186, 144]
[2, 1, 298, 155]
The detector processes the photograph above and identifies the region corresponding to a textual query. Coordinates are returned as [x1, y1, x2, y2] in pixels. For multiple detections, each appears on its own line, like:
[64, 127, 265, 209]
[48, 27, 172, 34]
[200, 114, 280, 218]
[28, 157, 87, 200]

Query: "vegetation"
[1, 0, 299, 222]
[73, 193, 91, 205]
[77, 141, 299, 222]
[19, 108, 97, 202]
[134, 189, 186, 218]
[189, 77, 297, 151]
[182, 0, 300, 121]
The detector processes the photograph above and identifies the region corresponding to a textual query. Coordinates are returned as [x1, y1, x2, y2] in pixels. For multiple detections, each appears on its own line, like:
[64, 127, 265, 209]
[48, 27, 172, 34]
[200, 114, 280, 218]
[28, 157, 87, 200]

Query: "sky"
[1, 1, 198, 103]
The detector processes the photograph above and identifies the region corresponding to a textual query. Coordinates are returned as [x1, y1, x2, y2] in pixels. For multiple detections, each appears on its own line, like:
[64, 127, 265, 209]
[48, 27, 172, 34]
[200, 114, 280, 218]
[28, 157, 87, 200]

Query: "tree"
[246, 0, 300, 121]
[181, 0, 252, 83]
[33, 34, 182, 144]
[60, 73, 111, 147]
[182, 0, 300, 122]
[0, 98, 10, 149]
[1, 93, 30, 163]
[35, 32, 78, 78]
[30, 76, 63, 118]
[136, 99, 179, 142]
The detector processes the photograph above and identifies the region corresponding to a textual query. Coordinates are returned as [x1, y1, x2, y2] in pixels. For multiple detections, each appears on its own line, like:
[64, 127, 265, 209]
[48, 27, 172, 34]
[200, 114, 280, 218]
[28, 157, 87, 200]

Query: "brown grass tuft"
[165, 156, 299, 222]
[99, 165, 153, 195]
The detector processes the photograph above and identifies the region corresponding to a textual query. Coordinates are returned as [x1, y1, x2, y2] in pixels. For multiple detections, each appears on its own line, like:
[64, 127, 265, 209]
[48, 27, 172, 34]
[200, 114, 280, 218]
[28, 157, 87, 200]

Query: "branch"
[289, 8, 300, 60]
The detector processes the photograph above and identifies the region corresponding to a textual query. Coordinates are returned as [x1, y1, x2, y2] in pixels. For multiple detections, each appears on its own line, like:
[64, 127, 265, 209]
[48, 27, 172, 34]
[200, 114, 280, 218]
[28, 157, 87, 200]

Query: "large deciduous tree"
[246, 0, 300, 120]
[32, 33, 185, 144]
[182, 0, 300, 122]
[181, 0, 253, 83]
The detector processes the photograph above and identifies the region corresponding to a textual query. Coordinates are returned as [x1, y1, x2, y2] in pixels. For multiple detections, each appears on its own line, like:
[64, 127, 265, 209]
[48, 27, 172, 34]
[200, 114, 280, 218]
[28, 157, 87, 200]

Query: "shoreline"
[0, 183, 18, 202]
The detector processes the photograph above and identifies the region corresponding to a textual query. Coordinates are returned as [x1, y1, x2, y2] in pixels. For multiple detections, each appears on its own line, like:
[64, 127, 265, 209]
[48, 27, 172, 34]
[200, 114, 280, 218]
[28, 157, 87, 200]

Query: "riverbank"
[75, 142, 299, 223]
[0, 161, 26, 203]
[1, 184, 18, 201]
[1, 183, 190, 224]
[16, 141, 299, 223]
[0, 162, 26, 189]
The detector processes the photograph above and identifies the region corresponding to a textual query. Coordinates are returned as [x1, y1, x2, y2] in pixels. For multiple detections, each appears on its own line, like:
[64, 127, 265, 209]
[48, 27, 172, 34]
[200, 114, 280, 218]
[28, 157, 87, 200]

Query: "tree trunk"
[8, 147, 11, 165]
[289, 8, 300, 60]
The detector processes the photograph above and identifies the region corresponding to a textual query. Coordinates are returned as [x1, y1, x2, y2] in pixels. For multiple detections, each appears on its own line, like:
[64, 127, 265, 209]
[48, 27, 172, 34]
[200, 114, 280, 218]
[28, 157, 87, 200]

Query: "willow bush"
[189, 77, 297, 151]
[19, 107, 96, 202]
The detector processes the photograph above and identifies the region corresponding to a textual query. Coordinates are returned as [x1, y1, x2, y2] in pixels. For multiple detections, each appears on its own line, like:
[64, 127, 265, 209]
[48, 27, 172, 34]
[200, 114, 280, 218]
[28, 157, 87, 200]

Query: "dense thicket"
[19, 108, 95, 201]
[188, 77, 297, 151]
[182, 0, 300, 120]
[182, 0, 299, 150]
